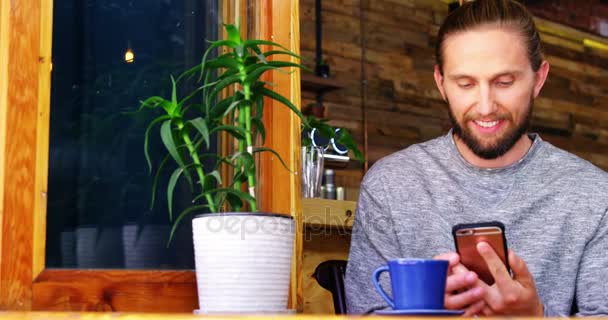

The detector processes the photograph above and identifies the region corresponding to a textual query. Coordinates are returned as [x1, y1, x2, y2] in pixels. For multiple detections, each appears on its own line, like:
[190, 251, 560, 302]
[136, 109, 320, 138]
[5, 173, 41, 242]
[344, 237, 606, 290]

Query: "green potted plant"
[136, 23, 308, 313]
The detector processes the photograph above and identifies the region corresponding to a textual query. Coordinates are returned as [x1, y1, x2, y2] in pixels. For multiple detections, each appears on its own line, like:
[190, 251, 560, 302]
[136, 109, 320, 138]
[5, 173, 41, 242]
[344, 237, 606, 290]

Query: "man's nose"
[476, 85, 497, 116]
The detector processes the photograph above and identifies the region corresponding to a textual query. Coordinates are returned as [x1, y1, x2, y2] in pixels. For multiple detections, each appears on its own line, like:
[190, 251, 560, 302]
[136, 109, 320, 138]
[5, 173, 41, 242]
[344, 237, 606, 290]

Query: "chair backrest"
[313, 260, 348, 314]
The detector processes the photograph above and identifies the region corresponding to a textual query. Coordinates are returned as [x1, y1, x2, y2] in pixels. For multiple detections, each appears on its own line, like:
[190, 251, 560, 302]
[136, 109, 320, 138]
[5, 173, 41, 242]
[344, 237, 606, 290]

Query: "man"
[345, 0, 608, 316]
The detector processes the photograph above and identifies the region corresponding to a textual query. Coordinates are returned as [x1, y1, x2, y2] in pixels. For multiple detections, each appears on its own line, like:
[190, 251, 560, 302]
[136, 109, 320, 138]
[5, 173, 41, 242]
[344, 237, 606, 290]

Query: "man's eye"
[458, 83, 473, 89]
[497, 81, 513, 87]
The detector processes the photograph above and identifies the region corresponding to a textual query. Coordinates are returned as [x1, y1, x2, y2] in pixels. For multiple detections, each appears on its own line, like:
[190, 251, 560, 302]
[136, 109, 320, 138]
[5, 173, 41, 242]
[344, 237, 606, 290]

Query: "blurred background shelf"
[302, 198, 356, 229]
[300, 73, 344, 94]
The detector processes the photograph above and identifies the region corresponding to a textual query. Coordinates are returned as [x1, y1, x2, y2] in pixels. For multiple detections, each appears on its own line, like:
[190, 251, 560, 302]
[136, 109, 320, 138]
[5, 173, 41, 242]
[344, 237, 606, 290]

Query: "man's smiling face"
[434, 26, 544, 160]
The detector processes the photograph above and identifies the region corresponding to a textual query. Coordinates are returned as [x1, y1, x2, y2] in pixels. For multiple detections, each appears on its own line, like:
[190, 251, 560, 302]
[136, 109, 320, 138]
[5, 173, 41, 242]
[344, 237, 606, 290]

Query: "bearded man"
[345, 0, 608, 316]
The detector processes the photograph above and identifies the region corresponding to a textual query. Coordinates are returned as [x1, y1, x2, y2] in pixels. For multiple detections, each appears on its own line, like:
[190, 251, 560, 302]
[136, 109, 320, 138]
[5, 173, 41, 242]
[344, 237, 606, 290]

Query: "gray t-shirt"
[345, 131, 608, 316]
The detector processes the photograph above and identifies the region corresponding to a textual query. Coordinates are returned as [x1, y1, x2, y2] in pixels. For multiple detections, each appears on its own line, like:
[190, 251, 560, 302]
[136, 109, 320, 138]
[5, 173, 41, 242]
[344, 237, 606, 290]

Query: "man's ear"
[433, 64, 447, 101]
[533, 60, 550, 98]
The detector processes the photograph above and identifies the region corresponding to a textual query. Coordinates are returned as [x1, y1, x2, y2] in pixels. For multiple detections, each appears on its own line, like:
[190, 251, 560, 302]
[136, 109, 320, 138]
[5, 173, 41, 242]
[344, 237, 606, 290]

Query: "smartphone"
[452, 221, 510, 285]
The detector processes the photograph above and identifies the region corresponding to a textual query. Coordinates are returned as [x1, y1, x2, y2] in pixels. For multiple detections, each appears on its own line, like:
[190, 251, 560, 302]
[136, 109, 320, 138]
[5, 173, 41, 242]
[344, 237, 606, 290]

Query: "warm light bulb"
[125, 48, 134, 63]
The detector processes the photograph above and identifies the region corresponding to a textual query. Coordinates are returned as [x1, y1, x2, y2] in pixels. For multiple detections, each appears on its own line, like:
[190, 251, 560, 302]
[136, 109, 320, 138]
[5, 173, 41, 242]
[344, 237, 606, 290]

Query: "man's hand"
[476, 242, 544, 316]
[434, 252, 486, 317]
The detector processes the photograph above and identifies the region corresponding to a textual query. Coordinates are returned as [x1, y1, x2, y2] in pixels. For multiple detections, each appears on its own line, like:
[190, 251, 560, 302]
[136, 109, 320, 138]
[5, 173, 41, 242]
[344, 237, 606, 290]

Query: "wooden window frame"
[0, 0, 302, 311]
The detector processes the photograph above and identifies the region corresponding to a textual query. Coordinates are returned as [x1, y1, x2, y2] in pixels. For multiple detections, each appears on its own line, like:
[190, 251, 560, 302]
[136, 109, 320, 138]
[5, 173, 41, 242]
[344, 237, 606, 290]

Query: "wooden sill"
[32, 270, 197, 312]
[302, 198, 356, 230]
[0, 312, 523, 319]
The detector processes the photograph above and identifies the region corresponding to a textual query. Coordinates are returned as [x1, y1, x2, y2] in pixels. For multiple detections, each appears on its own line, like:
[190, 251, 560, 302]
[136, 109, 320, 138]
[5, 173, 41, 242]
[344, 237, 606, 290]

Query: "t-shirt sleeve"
[574, 208, 608, 316]
[345, 183, 401, 314]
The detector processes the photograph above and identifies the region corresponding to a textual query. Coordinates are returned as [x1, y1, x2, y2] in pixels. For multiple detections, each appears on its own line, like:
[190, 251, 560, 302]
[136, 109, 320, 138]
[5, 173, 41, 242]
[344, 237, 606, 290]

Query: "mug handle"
[372, 265, 395, 309]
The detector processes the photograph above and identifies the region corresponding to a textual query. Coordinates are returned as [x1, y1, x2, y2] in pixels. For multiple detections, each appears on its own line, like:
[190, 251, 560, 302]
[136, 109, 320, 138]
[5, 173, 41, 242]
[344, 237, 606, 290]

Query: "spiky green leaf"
[224, 24, 242, 45]
[160, 120, 185, 168]
[176, 64, 201, 83]
[144, 115, 171, 173]
[207, 188, 256, 203]
[208, 170, 223, 186]
[139, 96, 166, 109]
[179, 80, 221, 108]
[188, 117, 210, 149]
[169, 76, 179, 116]
[199, 39, 239, 82]
[210, 92, 244, 120]
[201, 169, 223, 194]
[168, 205, 210, 246]
[167, 167, 184, 221]
[205, 55, 241, 70]
[230, 151, 256, 177]
[210, 125, 248, 140]
[243, 39, 290, 52]
[253, 147, 293, 173]
[253, 90, 264, 117]
[245, 61, 302, 74]
[150, 154, 170, 210]
[260, 87, 306, 121]
[243, 65, 276, 85]
[225, 192, 243, 212]
[263, 50, 303, 60]
[222, 99, 245, 118]
[244, 62, 303, 85]
[251, 117, 266, 144]
[206, 73, 242, 108]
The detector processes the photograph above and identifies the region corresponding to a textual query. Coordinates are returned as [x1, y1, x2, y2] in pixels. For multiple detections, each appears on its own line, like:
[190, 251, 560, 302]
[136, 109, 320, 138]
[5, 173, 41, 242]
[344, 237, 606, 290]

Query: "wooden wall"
[526, 0, 608, 37]
[299, 0, 608, 199]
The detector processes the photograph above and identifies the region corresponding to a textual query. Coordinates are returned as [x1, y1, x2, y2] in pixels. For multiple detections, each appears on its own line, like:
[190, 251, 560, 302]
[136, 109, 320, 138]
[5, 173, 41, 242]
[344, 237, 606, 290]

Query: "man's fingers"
[474, 248, 543, 316]
[446, 271, 478, 292]
[462, 299, 486, 317]
[477, 242, 512, 290]
[482, 283, 508, 312]
[434, 252, 460, 267]
[509, 250, 534, 285]
[444, 286, 485, 310]
[481, 306, 494, 316]
[451, 263, 471, 275]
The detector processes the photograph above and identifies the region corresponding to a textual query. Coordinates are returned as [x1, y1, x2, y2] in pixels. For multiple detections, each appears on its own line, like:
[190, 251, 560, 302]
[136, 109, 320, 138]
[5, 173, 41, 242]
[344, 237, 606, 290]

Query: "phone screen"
[453, 223, 509, 285]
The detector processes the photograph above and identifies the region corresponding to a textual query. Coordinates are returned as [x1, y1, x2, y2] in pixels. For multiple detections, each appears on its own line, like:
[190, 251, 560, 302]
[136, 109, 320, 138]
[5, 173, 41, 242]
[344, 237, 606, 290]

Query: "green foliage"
[302, 116, 365, 163]
[135, 23, 311, 243]
[136, 23, 364, 244]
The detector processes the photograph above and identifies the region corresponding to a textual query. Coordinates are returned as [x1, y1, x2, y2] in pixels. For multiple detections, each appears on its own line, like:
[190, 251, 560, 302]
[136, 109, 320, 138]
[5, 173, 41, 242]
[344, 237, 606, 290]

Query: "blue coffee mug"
[372, 259, 448, 310]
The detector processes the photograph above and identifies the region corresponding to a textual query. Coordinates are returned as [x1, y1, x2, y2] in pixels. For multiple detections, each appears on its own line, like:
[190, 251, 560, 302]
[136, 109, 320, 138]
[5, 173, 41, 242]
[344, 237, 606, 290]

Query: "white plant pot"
[122, 224, 170, 269]
[192, 213, 295, 313]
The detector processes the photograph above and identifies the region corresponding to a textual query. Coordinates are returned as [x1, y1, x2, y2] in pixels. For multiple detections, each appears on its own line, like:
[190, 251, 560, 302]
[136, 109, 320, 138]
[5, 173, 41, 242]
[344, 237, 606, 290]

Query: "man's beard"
[448, 97, 533, 160]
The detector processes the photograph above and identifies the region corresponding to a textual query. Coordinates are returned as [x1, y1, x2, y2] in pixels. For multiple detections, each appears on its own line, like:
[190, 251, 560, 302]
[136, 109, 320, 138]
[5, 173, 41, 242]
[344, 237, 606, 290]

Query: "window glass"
[46, 0, 220, 269]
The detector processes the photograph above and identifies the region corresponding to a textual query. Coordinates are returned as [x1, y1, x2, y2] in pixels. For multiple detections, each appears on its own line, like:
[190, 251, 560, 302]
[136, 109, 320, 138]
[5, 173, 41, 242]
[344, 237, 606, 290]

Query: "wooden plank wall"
[526, 0, 608, 37]
[299, 0, 608, 199]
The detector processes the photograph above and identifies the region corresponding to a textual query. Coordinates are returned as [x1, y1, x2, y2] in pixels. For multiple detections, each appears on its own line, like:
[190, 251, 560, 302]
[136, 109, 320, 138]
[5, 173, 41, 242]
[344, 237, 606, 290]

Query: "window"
[46, 0, 220, 270]
[0, 0, 301, 311]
